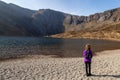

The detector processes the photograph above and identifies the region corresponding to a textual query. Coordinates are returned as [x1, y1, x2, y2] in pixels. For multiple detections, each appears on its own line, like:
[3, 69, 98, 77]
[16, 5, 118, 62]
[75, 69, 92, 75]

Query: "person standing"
[83, 44, 93, 76]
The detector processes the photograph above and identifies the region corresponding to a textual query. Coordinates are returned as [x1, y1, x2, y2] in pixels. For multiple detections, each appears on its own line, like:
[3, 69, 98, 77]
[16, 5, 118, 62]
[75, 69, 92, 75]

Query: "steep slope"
[0, 1, 35, 36]
[52, 22, 120, 41]
[0, 1, 67, 36]
[0, 1, 120, 37]
[31, 9, 66, 35]
[63, 8, 120, 32]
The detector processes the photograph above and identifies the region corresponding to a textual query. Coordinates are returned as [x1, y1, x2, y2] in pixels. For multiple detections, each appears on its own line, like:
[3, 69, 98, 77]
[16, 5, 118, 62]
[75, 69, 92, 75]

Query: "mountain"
[52, 8, 120, 41]
[0, 1, 120, 37]
[0, 1, 35, 36]
[0, 1, 68, 36]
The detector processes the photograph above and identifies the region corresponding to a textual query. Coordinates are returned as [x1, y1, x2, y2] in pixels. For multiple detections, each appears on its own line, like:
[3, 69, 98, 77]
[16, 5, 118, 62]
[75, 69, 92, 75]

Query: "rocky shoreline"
[0, 49, 120, 80]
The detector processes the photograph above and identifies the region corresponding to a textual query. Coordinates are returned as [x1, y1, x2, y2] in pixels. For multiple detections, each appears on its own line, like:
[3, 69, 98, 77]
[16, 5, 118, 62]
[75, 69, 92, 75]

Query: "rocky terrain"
[52, 22, 120, 41]
[0, 1, 120, 37]
[52, 30, 120, 41]
[0, 50, 120, 80]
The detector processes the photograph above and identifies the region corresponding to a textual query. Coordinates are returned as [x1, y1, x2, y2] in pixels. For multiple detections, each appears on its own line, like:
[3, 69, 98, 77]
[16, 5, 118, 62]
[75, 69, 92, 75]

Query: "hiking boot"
[88, 73, 92, 76]
[86, 74, 89, 76]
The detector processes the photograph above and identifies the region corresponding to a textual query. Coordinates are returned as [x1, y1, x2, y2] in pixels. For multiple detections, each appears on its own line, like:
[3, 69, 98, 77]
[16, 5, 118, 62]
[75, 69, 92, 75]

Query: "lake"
[0, 36, 120, 58]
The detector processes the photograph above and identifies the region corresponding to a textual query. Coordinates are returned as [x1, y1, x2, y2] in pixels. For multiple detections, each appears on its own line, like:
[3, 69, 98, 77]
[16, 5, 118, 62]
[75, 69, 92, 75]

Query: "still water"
[0, 36, 120, 58]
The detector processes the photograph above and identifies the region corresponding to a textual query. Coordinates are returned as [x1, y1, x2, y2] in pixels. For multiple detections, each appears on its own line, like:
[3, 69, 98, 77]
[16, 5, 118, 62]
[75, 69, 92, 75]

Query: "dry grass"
[52, 22, 120, 41]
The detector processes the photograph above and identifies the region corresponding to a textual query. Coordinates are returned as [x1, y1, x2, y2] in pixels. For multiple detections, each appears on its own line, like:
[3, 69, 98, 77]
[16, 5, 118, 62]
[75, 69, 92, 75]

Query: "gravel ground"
[0, 50, 120, 80]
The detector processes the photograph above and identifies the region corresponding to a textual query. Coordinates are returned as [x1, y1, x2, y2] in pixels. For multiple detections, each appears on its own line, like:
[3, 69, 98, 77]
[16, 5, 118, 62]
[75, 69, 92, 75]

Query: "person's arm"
[83, 50, 86, 57]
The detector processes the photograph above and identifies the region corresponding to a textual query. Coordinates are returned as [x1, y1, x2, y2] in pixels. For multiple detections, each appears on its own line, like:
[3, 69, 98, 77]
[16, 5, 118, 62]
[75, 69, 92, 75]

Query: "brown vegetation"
[52, 22, 120, 41]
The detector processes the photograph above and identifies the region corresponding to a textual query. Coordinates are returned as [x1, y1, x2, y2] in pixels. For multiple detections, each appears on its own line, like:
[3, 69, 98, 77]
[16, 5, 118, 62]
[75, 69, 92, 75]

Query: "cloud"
[1, 0, 18, 3]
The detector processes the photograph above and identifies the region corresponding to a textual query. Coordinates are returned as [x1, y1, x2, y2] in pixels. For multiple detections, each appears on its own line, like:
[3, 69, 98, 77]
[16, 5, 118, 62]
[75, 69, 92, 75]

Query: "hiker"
[83, 44, 93, 76]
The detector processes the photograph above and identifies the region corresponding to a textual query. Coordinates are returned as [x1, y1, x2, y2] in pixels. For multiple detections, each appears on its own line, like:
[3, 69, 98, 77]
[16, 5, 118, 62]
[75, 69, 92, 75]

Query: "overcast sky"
[1, 0, 120, 16]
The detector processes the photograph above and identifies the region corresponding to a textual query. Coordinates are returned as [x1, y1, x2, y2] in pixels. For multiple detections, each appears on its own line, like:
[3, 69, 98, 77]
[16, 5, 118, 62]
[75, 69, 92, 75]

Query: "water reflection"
[0, 36, 120, 58]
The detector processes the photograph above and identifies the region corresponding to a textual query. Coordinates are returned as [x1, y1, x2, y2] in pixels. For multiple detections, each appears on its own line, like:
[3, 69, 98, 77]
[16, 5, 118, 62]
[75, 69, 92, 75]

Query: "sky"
[1, 0, 120, 16]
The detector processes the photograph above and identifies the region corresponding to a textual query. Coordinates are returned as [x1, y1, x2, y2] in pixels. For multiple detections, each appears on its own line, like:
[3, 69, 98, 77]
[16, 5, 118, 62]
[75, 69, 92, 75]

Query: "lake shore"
[51, 31, 120, 42]
[0, 49, 120, 80]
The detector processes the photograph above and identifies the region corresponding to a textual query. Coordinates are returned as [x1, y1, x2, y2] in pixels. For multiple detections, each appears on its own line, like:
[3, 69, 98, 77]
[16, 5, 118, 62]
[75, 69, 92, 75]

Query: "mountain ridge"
[0, 1, 120, 38]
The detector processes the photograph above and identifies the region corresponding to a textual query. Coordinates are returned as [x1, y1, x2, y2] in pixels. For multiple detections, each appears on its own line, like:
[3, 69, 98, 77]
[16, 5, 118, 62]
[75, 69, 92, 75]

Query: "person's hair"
[85, 44, 91, 50]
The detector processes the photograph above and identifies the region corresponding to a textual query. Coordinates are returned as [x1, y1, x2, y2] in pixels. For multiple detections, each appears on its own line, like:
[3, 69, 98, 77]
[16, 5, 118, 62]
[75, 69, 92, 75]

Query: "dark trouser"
[85, 62, 91, 75]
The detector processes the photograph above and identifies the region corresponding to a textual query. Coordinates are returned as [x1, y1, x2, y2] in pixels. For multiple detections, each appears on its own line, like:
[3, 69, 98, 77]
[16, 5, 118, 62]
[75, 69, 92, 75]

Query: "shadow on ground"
[92, 74, 120, 78]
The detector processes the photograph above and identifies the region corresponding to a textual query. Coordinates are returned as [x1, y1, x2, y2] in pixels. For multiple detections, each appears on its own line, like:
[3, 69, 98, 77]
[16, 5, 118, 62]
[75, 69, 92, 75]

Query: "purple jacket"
[83, 50, 93, 62]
